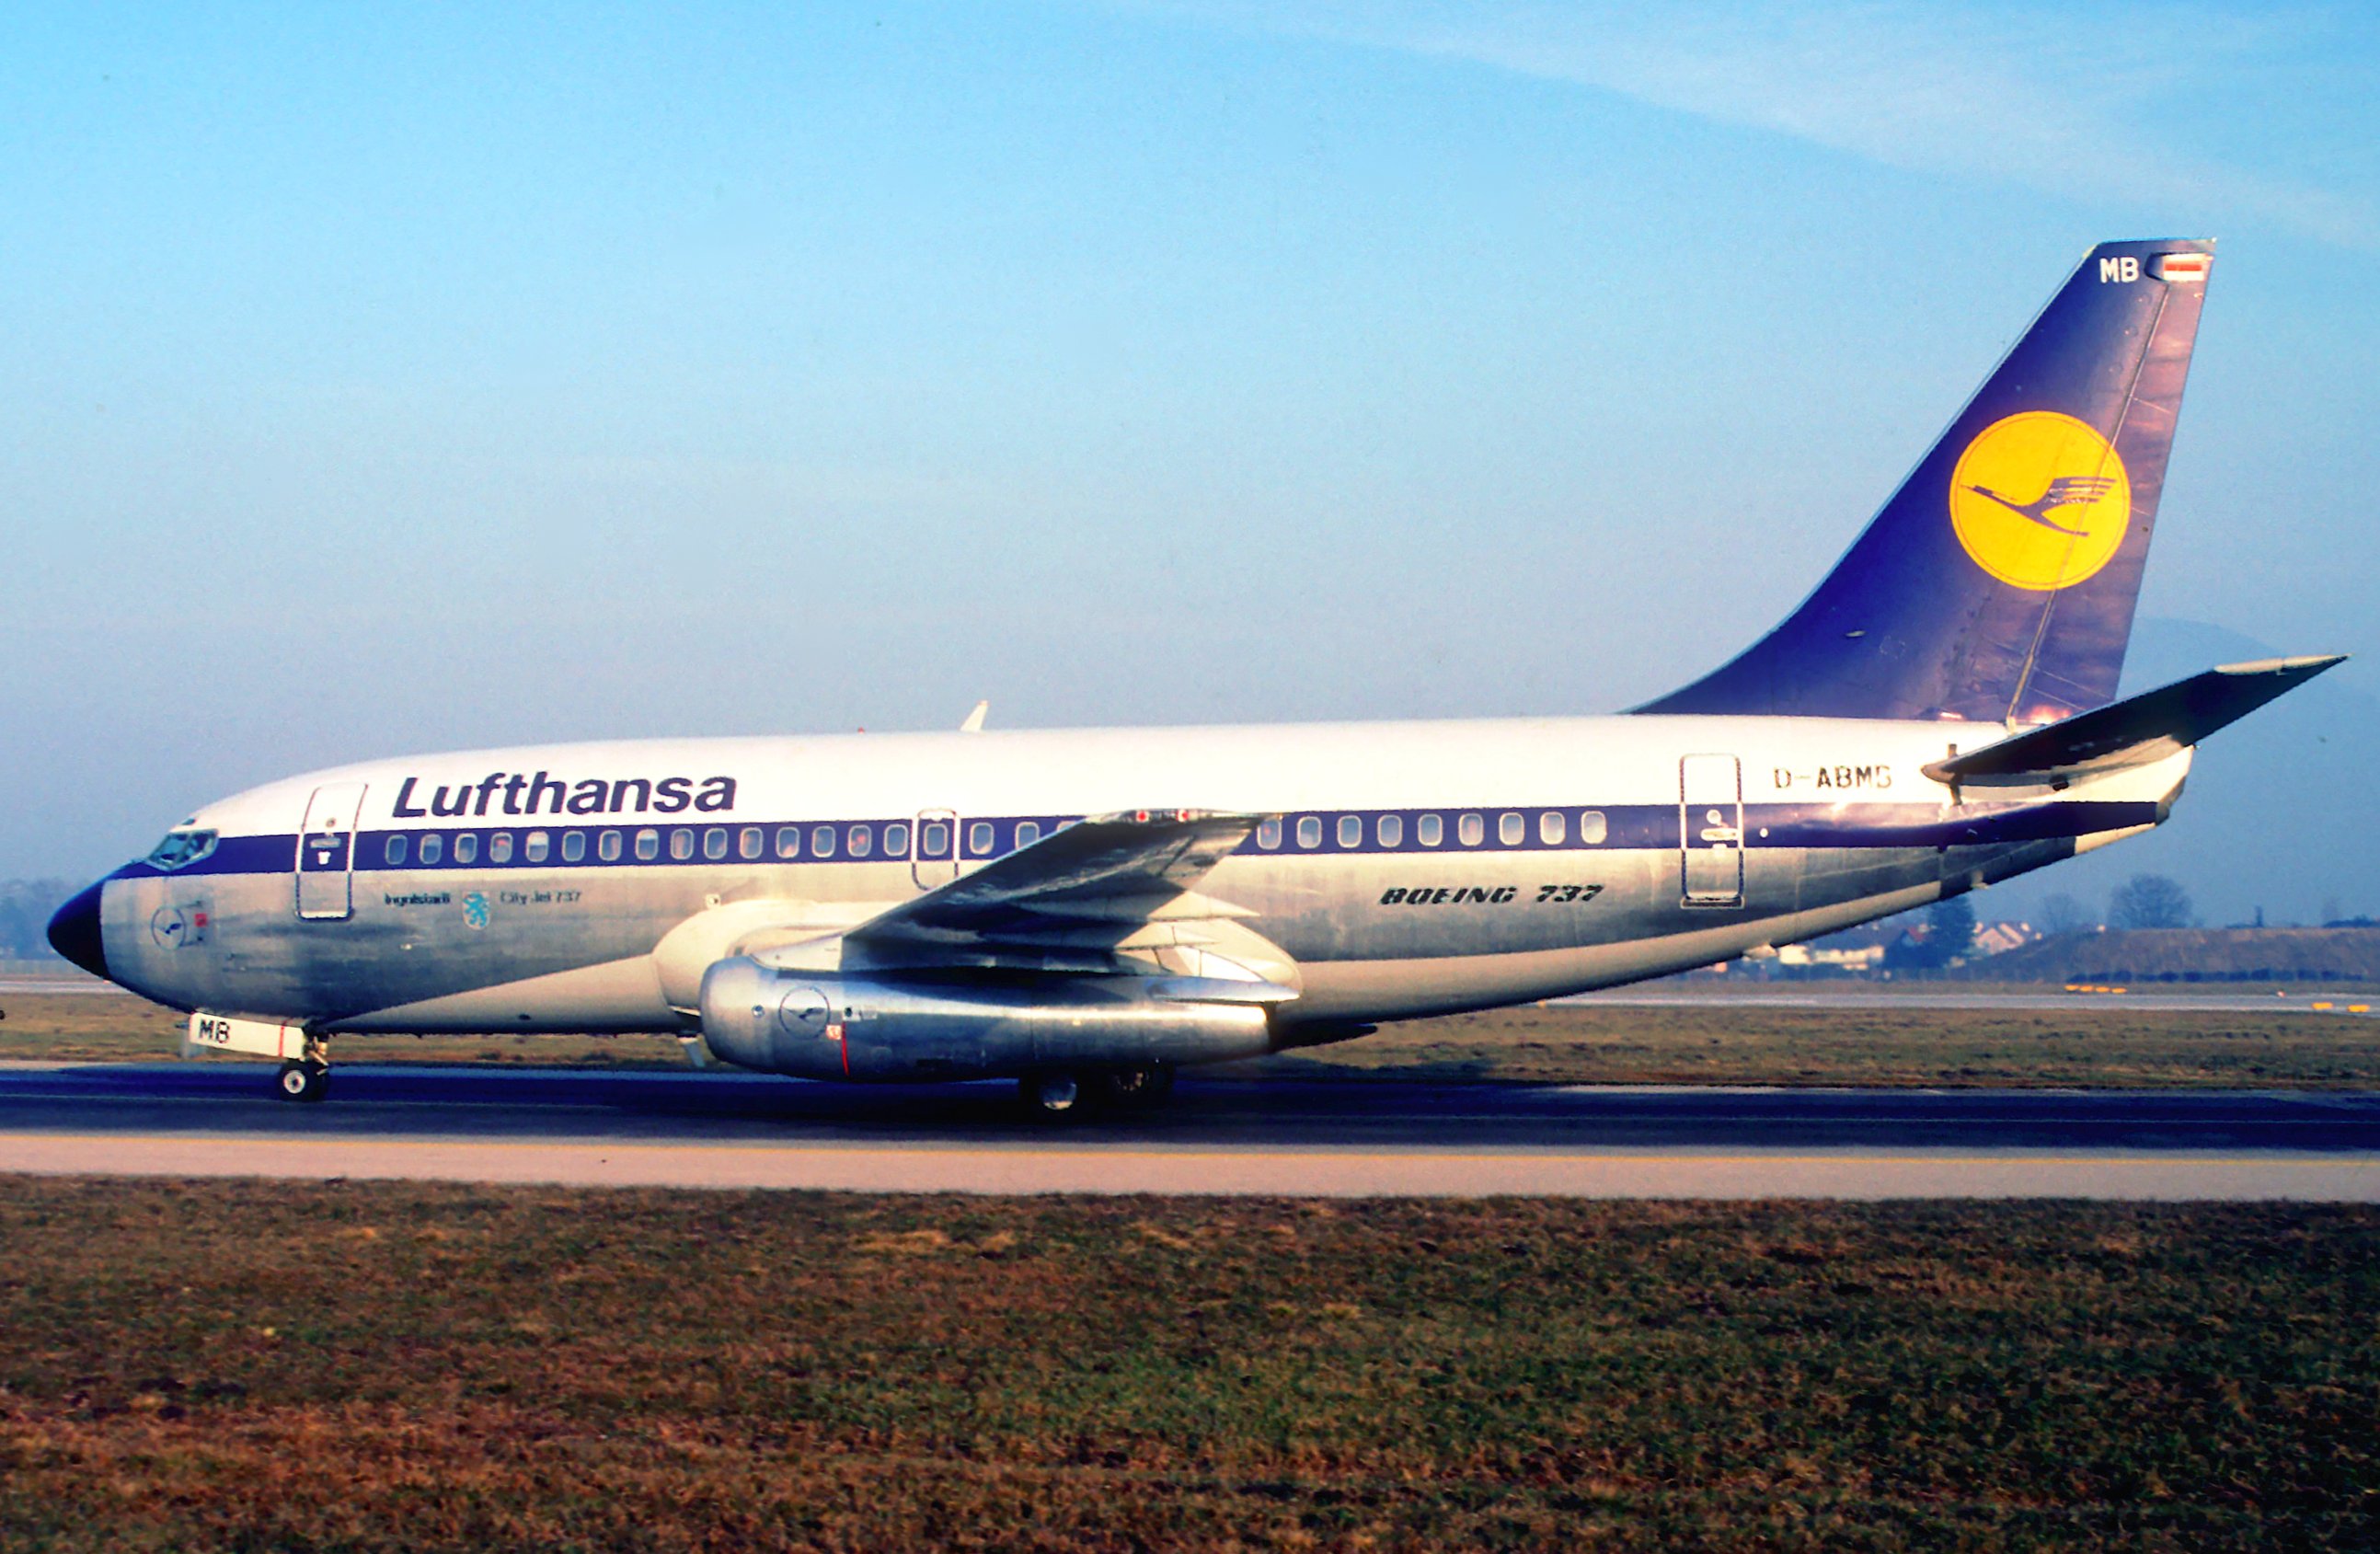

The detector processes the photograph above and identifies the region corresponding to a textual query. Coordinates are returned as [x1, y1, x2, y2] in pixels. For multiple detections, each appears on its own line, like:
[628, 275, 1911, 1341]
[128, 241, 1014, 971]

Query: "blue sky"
[6, 2, 2376, 919]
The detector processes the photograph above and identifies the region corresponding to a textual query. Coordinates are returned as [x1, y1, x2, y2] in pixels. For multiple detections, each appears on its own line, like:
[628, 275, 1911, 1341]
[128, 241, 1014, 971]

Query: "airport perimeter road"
[1, 1064, 2374, 1199]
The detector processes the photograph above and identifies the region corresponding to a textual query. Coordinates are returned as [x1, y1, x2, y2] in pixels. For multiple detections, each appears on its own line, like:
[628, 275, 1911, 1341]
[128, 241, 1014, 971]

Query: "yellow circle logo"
[1948, 411, 2130, 591]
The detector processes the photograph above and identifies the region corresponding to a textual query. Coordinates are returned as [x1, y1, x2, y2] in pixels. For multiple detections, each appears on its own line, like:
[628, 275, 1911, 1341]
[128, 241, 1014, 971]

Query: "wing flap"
[843, 810, 1295, 984]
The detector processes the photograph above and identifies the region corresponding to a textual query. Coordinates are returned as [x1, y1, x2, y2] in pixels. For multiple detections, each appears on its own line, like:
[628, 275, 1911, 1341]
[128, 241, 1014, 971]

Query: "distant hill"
[1976, 927, 2380, 987]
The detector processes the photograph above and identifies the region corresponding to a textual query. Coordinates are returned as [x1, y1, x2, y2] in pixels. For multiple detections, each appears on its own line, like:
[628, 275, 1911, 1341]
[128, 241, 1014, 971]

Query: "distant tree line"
[2109, 874, 2194, 930]
[0, 880, 75, 961]
[2037, 875, 2198, 935]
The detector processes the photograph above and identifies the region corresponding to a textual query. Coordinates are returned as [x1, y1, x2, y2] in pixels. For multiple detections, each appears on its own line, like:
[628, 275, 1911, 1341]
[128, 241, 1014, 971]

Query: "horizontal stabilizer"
[1923, 655, 2345, 784]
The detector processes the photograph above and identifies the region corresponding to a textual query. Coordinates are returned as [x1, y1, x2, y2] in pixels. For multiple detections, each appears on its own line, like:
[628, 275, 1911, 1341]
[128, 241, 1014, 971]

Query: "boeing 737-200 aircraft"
[49, 238, 2343, 1109]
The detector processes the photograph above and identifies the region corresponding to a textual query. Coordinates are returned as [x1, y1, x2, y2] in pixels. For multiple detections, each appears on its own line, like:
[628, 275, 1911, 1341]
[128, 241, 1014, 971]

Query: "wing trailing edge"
[841, 809, 1300, 986]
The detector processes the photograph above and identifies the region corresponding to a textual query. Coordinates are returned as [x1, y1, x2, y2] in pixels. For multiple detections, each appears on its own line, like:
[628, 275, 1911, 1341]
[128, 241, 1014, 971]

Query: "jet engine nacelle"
[697, 957, 1282, 1081]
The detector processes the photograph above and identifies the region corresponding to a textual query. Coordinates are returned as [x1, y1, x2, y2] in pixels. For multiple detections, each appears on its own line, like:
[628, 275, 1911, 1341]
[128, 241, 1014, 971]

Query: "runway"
[1571, 989, 2379, 1014]
[1, 1063, 2374, 1199]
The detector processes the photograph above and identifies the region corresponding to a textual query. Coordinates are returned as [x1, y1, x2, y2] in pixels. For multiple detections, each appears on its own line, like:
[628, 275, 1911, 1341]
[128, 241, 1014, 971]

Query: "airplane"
[48, 237, 2343, 1111]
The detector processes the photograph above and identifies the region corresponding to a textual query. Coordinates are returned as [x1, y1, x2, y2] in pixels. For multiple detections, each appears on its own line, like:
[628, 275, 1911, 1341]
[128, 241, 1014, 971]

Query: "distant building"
[1972, 922, 2038, 956]
[1775, 943, 1885, 972]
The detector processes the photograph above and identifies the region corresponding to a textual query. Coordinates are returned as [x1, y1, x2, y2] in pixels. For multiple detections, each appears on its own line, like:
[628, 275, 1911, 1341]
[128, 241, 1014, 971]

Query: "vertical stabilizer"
[1638, 239, 2213, 724]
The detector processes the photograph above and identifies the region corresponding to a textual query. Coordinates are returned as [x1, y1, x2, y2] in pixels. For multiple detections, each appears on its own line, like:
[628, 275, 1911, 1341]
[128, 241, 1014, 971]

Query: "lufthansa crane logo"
[1948, 411, 2130, 591]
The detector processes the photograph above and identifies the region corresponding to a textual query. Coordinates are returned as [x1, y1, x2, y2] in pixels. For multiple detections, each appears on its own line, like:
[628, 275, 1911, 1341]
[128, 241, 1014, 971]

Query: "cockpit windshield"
[145, 829, 219, 871]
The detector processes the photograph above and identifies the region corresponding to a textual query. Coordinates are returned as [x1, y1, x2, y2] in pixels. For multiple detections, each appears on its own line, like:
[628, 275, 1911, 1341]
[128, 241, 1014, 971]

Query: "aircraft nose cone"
[46, 881, 109, 981]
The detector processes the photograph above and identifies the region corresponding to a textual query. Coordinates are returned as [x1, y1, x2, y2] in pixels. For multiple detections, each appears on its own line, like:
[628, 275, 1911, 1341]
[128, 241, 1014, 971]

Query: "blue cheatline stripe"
[113, 798, 2164, 882]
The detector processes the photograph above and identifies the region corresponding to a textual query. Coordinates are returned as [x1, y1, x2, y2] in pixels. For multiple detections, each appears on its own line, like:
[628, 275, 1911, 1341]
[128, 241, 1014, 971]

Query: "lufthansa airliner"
[49, 239, 2340, 1110]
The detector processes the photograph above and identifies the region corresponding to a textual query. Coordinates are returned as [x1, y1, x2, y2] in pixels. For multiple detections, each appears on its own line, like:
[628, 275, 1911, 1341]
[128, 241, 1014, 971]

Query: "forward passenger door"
[295, 782, 370, 920]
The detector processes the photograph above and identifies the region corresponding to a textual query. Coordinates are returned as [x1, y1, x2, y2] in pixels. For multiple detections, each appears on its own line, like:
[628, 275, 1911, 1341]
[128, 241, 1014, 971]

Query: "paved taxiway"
[1, 1063, 2373, 1200]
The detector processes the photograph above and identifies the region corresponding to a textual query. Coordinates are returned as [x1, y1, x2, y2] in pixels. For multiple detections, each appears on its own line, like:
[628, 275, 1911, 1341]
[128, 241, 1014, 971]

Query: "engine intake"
[697, 958, 1282, 1081]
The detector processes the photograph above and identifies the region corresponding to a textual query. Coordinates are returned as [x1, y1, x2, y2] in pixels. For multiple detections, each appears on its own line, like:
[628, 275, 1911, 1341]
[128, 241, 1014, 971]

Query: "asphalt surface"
[0, 1063, 2374, 1199]
[1574, 990, 2378, 1014]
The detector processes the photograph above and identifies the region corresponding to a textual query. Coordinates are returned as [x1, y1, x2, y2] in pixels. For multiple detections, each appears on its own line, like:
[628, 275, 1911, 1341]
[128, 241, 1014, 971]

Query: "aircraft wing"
[1923, 655, 2345, 785]
[840, 809, 1290, 983]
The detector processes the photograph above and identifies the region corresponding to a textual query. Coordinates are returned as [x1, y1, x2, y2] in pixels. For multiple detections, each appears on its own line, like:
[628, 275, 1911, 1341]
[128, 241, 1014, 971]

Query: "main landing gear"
[1018, 1064, 1176, 1119]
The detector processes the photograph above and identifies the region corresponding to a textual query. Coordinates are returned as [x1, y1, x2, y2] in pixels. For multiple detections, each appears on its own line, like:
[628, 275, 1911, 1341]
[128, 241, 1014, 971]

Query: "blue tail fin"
[1638, 239, 2213, 724]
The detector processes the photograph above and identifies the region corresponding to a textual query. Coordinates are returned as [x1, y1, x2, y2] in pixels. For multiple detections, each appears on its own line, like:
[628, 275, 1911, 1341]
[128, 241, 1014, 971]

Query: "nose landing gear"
[274, 1033, 331, 1103]
[275, 1060, 328, 1102]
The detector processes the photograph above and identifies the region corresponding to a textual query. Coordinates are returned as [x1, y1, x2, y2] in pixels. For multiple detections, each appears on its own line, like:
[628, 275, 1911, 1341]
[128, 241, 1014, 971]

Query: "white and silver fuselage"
[81, 712, 2181, 1040]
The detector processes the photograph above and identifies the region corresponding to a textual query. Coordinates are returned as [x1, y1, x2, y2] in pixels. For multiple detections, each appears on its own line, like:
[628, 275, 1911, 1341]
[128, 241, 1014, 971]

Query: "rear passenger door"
[1678, 755, 1744, 908]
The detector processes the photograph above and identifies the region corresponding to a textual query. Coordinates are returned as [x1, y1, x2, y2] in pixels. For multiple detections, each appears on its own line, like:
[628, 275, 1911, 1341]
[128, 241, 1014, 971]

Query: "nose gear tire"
[276, 1061, 328, 1103]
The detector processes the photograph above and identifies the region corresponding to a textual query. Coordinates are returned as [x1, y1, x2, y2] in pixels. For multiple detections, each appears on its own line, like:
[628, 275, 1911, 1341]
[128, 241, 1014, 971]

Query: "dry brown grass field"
[1253, 997, 2380, 1088]
[0, 1182, 2370, 1551]
[6, 984, 2379, 1088]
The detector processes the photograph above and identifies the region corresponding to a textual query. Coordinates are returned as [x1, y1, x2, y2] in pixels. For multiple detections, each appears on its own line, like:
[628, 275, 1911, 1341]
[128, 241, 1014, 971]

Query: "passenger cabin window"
[1014, 821, 1040, 848]
[1458, 812, 1484, 846]
[597, 830, 620, 863]
[524, 831, 550, 863]
[562, 831, 585, 863]
[1539, 811, 1566, 846]
[849, 824, 873, 858]
[969, 821, 995, 856]
[419, 834, 443, 866]
[384, 835, 408, 867]
[811, 824, 835, 858]
[1378, 814, 1403, 847]
[1257, 817, 1282, 850]
[775, 826, 799, 859]
[1337, 814, 1362, 848]
[454, 834, 478, 865]
[670, 829, 693, 861]
[884, 822, 911, 856]
[703, 828, 728, 860]
[921, 821, 949, 856]
[1499, 812, 1523, 846]
[635, 828, 659, 861]
[1417, 813, 1443, 847]
[1579, 810, 1608, 845]
[1295, 815, 1322, 849]
[489, 833, 513, 864]
[740, 827, 763, 860]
